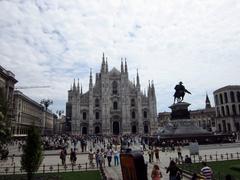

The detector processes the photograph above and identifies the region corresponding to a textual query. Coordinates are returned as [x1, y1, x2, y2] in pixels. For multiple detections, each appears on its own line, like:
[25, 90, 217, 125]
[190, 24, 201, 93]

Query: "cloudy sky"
[1, 0, 240, 113]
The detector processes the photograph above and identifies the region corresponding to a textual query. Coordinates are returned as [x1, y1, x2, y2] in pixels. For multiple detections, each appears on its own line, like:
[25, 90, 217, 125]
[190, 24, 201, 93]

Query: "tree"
[0, 88, 11, 151]
[21, 125, 43, 180]
[40, 99, 53, 110]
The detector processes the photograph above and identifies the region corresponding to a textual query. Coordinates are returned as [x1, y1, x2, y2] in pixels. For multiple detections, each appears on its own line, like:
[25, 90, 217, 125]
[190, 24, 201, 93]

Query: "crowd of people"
[2, 134, 237, 180]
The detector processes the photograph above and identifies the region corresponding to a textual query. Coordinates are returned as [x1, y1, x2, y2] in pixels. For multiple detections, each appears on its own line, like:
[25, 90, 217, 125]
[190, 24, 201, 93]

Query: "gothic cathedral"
[66, 54, 157, 135]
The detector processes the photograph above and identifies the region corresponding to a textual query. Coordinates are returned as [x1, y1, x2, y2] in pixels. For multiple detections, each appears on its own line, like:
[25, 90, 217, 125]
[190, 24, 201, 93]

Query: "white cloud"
[1, 0, 240, 113]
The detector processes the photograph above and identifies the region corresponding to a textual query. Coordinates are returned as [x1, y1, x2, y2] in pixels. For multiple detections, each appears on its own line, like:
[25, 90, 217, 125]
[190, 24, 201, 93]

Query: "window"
[216, 107, 220, 117]
[143, 111, 147, 118]
[132, 111, 136, 119]
[224, 92, 228, 103]
[221, 106, 225, 116]
[83, 112, 87, 120]
[112, 81, 118, 94]
[95, 99, 100, 107]
[230, 91, 235, 103]
[95, 112, 99, 120]
[113, 101, 118, 110]
[215, 95, 219, 105]
[237, 92, 240, 102]
[131, 99, 135, 107]
[226, 105, 230, 116]
[220, 94, 223, 104]
[232, 104, 236, 115]
[218, 124, 222, 132]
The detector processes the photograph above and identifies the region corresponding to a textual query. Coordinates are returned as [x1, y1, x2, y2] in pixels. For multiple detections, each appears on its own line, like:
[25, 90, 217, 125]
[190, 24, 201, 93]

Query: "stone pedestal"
[169, 102, 191, 120]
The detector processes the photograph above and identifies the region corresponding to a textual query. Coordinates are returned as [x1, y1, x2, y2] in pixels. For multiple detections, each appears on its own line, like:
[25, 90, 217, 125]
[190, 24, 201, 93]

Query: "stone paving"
[1, 142, 240, 179]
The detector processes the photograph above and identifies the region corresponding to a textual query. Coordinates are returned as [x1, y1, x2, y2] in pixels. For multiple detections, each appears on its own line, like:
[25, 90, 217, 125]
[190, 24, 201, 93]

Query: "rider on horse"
[174, 82, 191, 103]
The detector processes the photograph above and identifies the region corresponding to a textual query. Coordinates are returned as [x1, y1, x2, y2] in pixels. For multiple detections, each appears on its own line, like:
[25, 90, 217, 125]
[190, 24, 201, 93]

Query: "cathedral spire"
[205, 93, 211, 109]
[105, 57, 108, 72]
[125, 58, 128, 74]
[89, 68, 93, 89]
[121, 58, 124, 73]
[77, 78, 80, 92]
[80, 84, 83, 94]
[73, 78, 76, 91]
[151, 80, 155, 97]
[136, 69, 140, 89]
[148, 80, 151, 97]
[101, 52, 105, 73]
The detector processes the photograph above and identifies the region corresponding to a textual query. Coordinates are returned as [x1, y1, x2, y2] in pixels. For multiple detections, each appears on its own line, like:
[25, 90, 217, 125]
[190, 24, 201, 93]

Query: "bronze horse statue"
[174, 82, 191, 103]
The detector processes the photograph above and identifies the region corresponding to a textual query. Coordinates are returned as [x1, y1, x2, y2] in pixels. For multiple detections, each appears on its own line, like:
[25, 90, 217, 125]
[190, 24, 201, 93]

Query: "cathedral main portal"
[113, 121, 120, 135]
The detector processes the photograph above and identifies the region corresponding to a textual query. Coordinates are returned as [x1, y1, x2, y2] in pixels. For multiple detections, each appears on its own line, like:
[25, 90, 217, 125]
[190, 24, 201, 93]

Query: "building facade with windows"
[214, 85, 240, 133]
[66, 54, 158, 135]
[0, 65, 18, 127]
[12, 90, 54, 136]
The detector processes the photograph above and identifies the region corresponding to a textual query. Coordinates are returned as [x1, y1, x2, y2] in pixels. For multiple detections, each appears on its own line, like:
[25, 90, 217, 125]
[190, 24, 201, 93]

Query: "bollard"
[13, 164, 15, 174]
[215, 154, 218, 161]
[226, 153, 228, 160]
[57, 164, 59, 173]
[86, 162, 88, 171]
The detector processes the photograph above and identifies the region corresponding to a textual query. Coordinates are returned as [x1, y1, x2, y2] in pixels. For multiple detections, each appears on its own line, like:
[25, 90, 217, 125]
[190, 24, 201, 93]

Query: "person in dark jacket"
[166, 160, 182, 180]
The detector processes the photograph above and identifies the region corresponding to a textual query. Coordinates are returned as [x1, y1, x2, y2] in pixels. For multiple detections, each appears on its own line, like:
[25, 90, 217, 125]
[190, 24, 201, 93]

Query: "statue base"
[169, 102, 190, 120]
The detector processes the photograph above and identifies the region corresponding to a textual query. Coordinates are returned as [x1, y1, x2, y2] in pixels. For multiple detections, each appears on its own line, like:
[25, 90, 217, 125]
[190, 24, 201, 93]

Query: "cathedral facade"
[66, 54, 157, 135]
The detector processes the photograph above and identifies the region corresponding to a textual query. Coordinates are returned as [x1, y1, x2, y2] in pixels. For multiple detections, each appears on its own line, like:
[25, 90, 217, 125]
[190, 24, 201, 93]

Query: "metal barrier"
[0, 162, 98, 175]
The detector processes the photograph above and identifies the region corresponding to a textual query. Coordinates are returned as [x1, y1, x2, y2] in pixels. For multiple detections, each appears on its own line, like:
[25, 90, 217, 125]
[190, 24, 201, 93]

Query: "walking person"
[60, 148, 67, 165]
[88, 148, 94, 167]
[166, 160, 182, 180]
[95, 149, 100, 168]
[70, 148, 77, 165]
[106, 148, 113, 167]
[148, 148, 152, 163]
[200, 162, 213, 180]
[151, 164, 162, 180]
[113, 148, 119, 166]
[155, 147, 160, 162]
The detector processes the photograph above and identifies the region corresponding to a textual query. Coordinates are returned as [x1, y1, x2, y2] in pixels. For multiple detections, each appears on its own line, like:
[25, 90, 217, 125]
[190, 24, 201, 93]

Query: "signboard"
[120, 151, 147, 180]
[189, 142, 199, 155]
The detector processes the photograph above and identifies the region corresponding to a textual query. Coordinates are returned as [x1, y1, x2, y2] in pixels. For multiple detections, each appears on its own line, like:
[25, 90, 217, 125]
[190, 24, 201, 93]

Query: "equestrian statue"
[174, 82, 191, 103]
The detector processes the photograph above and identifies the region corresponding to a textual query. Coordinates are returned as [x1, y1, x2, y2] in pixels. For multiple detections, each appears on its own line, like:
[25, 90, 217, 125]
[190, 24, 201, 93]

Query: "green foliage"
[180, 160, 240, 179]
[21, 125, 43, 180]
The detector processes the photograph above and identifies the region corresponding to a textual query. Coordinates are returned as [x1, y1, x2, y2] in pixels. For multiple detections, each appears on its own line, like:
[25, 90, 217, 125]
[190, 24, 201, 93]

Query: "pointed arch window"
[95, 98, 100, 107]
[143, 111, 147, 118]
[95, 112, 99, 120]
[112, 81, 118, 95]
[132, 111, 136, 119]
[131, 99, 135, 107]
[83, 112, 87, 120]
[113, 101, 118, 110]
